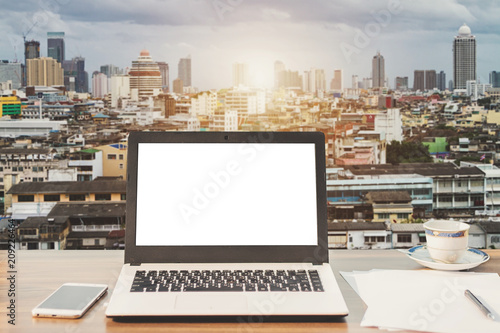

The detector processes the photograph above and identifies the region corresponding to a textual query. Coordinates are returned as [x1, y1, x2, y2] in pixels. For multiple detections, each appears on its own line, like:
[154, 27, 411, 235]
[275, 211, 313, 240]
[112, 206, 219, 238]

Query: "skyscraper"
[232, 62, 249, 87]
[437, 71, 446, 91]
[394, 76, 408, 91]
[0, 62, 22, 89]
[26, 57, 64, 86]
[100, 64, 122, 78]
[129, 49, 162, 101]
[490, 71, 500, 88]
[274, 60, 285, 89]
[92, 72, 108, 98]
[413, 70, 425, 91]
[352, 75, 359, 89]
[178, 55, 191, 87]
[453, 24, 476, 89]
[330, 69, 342, 91]
[425, 70, 436, 90]
[372, 52, 385, 89]
[63, 57, 88, 93]
[47, 32, 65, 63]
[157, 62, 169, 91]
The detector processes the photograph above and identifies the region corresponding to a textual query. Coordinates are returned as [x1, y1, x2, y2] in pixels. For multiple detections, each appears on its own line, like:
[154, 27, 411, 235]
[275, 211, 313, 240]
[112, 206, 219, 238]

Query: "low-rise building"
[391, 223, 425, 248]
[327, 222, 390, 250]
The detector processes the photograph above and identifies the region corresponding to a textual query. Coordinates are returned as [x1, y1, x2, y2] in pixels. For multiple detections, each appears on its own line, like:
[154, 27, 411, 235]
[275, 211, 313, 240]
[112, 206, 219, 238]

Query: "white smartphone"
[32, 283, 108, 319]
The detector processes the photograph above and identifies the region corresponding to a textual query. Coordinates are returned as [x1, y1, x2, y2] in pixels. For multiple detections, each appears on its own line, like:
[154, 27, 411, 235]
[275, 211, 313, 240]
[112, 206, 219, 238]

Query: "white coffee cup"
[423, 220, 470, 264]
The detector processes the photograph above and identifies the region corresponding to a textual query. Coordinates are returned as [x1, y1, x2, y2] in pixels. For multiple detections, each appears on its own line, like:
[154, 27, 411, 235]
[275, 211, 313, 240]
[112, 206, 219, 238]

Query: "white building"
[453, 24, 476, 89]
[110, 75, 131, 108]
[375, 108, 403, 142]
[232, 63, 249, 87]
[225, 87, 265, 117]
[191, 91, 217, 116]
[466, 80, 492, 100]
[92, 72, 108, 98]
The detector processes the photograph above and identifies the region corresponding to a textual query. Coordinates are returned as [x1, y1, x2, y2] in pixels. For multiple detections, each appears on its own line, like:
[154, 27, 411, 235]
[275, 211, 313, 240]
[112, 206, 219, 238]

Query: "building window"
[119, 164, 124, 169]
[378, 213, 390, 219]
[397, 234, 412, 243]
[492, 236, 500, 243]
[397, 213, 409, 219]
[95, 193, 111, 201]
[94, 239, 100, 245]
[44, 194, 60, 202]
[119, 154, 124, 160]
[108, 154, 117, 160]
[419, 235, 426, 243]
[12, 167, 17, 172]
[121, 194, 126, 200]
[364, 236, 385, 243]
[18, 195, 35, 202]
[69, 194, 86, 201]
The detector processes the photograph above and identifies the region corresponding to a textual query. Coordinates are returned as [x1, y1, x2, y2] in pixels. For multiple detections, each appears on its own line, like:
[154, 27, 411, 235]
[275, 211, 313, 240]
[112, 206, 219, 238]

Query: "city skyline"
[1, 1, 499, 90]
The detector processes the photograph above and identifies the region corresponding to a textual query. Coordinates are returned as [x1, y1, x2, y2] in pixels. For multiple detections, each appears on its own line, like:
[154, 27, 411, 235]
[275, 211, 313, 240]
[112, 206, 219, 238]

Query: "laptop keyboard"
[130, 269, 324, 292]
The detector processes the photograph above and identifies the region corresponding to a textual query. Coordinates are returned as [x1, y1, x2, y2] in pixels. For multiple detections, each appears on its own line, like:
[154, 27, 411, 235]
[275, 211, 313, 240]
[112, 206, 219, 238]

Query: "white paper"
[341, 270, 500, 333]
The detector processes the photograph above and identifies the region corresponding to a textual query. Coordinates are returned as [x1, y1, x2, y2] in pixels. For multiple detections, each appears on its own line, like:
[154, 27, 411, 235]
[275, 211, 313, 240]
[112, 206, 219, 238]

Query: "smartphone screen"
[33, 283, 108, 318]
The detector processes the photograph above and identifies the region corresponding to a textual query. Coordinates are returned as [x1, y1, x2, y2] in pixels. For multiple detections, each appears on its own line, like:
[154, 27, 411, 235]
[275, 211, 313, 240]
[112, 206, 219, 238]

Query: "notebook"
[105, 131, 348, 318]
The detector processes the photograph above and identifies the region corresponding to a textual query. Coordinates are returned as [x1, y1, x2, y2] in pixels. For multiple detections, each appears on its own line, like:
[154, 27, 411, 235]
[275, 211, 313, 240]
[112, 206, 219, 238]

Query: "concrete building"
[63, 57, 88, 93]
[0, 62, 22, 89]
[178, 55, 191, 87]
[372, 52, 385, 89]
[413, 70, 425, 91]
[327, 222, 390, 250]
[110, 75, 130, 108]
[26, 57, 64, 86]
[490, 71, 500, 88]
[68, 149, 103, 181]
[191, 91, 217, 116]
[172, 78, 183, 94]
[453, 24, 476, 89]
[232, 62, 249, 87]
[92, 72, 108, 98]
[394, 76, 408, 91]
[0, 95, 22, 118]
[225, 87, 265, 118]
[437, 71, 446, 91]
[47, 32, 64, 64]
[391, 223, 426, 249]
[95, 143, 127, 180]
[129, 49, 162, 101]
[156, 61, 169, 92]
[374, 108, 403, 142]
[330, 69, 342, 91]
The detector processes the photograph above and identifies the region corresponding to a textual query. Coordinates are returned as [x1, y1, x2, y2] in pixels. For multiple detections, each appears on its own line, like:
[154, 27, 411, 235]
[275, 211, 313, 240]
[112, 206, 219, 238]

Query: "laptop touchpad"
[175, 294, 248, 312]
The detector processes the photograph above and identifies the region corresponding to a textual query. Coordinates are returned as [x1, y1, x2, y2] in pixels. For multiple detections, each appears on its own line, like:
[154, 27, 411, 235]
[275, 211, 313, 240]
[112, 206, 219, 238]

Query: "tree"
[387, 140, 433, 164]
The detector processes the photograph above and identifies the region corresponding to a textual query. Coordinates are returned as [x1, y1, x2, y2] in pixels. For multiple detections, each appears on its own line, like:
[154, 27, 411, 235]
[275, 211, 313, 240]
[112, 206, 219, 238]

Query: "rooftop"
[47, 202, 126, 218]
[7, 180, 126, 195]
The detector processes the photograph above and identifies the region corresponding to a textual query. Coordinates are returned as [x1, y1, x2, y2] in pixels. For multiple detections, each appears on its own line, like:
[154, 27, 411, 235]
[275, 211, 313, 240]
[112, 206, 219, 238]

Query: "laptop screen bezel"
[125, 131, 328, 265]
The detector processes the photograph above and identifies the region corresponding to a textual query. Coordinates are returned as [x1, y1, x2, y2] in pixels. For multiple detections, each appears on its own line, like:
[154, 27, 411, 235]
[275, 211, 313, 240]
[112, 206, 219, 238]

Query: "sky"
[0, 0, 499, 91]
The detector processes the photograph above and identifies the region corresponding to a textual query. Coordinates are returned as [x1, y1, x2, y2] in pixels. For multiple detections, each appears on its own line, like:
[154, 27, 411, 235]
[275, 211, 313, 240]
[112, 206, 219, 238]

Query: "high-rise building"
[330, 69, 342, 91]
[92, 72, 108, 98]
[129, 49, 162, 101]
[24, 40, 40, 62]
[0, 61, 22, 90]
[352, 75, 359, 89]
[277, 70, 302, 89]
[437, 71, 446, 91]
[490, 71, 500, 88]
[178, 55, 191, 87]
[394, 76, 408, 91]
[110, 75, 130, 108]
[63, 57, 88, 93]
[453, 24, 476, 89]
[413, 70, 425, 91]
[372, 52, 385, 89]
[315, 69, 326, 92]
[425, 70, 436, 90]
[26, 57, 64, 86]
[274, 60, 286, 89]
[172, 78, 183, 94]
[47, 32, 65, 64]
[232, 62, 249, 87]
[303, 70, 315, 93]
[100, 64, 122, 78]
[157, 62, 169, 91]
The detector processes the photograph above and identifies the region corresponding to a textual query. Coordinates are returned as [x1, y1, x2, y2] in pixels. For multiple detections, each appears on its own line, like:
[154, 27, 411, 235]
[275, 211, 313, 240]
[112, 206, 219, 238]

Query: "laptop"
[106, 131, 348, 318]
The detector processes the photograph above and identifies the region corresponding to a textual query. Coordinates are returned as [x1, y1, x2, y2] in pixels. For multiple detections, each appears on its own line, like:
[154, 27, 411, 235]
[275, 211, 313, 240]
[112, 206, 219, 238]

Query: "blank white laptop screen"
[135, 143, 318, 246]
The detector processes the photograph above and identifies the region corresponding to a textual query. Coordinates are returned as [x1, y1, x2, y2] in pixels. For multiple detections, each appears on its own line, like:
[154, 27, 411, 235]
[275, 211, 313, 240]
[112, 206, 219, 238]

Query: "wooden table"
[1, 249, 499, 332]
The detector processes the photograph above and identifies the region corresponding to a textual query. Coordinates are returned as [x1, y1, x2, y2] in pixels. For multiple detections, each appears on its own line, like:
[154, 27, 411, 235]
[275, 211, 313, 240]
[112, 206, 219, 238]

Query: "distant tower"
[413, 70, 425, 91]
[129, 49, 162, 101]
[437, 71, 446, 91]
[232, 62, 249, 87]
[157, 62, 169, 91]
[47, 32, 65, 63]
[178, 55, 191, 87]
[330, 69, 342, 91]
[372, 51, 385, 89]
[274, 60, 285, 89]
[453, 24, 476, 89]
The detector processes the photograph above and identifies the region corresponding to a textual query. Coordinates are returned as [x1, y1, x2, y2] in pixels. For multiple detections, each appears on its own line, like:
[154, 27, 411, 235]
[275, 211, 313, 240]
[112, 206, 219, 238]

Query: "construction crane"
[22, 21, 38, 62]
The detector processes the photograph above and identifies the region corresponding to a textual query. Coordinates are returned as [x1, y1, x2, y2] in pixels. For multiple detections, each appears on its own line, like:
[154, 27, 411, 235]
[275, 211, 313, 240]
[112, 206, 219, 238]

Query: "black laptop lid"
[125, 131, 328, 265]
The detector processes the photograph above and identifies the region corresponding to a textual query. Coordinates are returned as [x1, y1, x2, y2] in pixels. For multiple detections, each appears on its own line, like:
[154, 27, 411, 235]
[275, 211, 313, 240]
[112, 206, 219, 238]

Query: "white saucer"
[402, 246, 490, 271]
